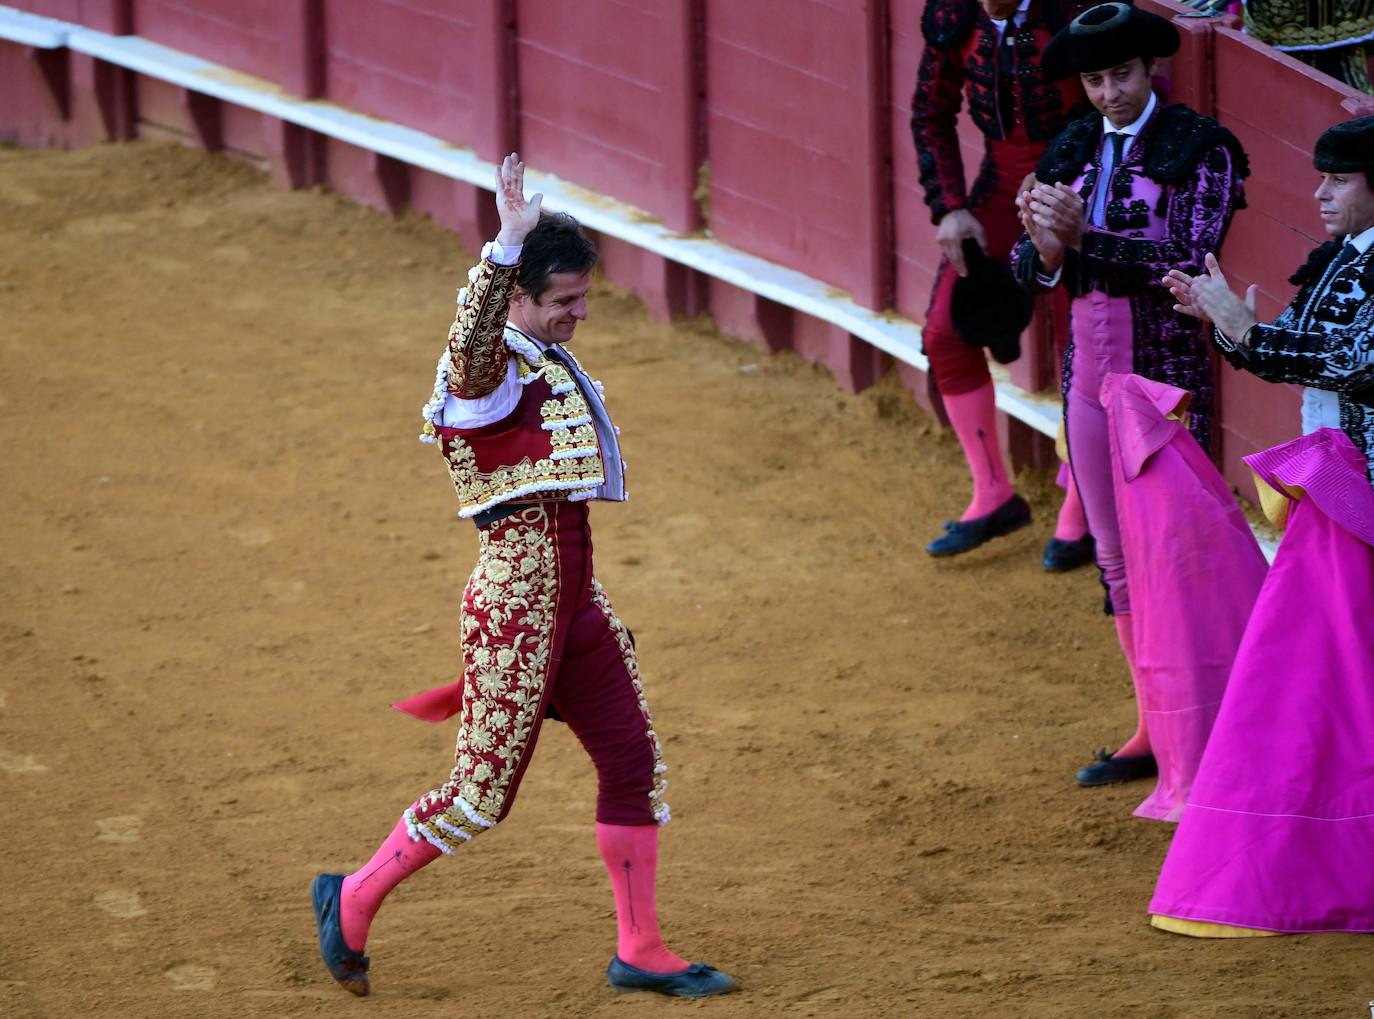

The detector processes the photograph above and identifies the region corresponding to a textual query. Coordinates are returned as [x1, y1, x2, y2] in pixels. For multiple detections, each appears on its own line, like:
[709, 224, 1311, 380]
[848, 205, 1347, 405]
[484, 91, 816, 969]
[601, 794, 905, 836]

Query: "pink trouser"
[1065, 291, 1134, 615]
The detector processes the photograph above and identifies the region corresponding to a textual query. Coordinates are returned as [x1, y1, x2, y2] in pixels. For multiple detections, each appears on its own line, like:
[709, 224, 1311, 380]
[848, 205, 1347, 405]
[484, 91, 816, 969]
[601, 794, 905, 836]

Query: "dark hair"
[517, 212, 598, 303]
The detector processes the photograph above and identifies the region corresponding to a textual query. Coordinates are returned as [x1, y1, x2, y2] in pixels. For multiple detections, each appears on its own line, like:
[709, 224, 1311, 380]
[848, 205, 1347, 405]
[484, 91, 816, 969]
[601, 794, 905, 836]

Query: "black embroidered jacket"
[1215, 240, 1374, 482]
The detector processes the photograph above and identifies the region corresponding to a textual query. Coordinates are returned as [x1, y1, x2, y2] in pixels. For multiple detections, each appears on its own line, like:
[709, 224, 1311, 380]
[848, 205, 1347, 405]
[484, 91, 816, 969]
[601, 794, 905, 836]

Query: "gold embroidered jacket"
[431, 257, 610, 518]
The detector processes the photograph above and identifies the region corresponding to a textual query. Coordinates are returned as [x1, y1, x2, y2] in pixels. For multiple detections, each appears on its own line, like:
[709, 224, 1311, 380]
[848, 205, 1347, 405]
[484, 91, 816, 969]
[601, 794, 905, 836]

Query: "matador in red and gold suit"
[914, 0, 1094, 567]
[310, 154, 734, 1001]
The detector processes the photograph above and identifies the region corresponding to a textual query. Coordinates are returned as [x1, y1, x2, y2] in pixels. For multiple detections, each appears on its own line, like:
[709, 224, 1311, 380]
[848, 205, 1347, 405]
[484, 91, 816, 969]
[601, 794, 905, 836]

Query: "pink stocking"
[1113, 614, 1152, 757]
[339, 817, 441, 952]
[942, 384, 1014, 520]
[1054, 468, 1089, 541]
[596, 822, 688, 974]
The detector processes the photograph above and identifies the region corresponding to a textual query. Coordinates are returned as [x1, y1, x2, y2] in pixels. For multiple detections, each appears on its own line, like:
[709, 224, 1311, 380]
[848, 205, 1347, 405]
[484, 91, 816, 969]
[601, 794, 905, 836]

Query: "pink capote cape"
[1150, 428, 1374, 932]
[1101, 373, 1268, 821]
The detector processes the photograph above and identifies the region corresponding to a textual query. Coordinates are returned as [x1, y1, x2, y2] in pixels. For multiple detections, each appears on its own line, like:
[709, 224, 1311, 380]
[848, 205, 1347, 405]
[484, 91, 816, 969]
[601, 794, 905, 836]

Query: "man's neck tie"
[998, 28, 1016, 135]
[1091, 132, 1127, 228]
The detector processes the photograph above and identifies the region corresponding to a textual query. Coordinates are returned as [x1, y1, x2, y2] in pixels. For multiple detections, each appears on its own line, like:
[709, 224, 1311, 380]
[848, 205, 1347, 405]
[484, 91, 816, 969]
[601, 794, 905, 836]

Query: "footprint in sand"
[0, 749, 48, 773]
[165, 964, 216, 991]
[95, 816, 142, 843]
[94, 889, 148, 918]
[262, 578, 306, 602]
[228, 526, 273, 548]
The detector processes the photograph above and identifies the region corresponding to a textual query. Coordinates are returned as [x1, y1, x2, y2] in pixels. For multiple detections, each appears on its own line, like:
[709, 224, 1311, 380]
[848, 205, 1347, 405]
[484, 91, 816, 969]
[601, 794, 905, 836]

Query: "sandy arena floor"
[0, 142, 1367, 1018]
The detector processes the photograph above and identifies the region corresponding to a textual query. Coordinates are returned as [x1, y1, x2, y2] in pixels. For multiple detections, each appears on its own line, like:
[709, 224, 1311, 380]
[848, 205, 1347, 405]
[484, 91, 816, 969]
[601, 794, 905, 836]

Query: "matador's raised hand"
[494, 152, 543, 249]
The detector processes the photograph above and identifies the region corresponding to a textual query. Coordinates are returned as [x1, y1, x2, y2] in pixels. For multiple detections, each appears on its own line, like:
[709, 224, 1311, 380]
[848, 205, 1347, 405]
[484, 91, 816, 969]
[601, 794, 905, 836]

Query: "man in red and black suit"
[913, 0, 1092, 564]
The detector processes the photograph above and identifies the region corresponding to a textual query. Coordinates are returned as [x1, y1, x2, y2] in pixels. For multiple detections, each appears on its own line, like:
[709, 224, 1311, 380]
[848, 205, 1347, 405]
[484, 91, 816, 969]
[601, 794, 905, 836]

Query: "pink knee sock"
[1113, 614, 1152, 757]
[942, 384, 1014, 520]
[1053, 470, 1089, 542]
[339, 817, 441, 952]
[596, 822, 688, 974]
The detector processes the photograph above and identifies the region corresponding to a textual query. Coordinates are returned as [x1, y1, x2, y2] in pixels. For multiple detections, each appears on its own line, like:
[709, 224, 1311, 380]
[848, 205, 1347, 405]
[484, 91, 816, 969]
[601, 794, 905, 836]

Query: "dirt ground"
[0, 142, 1367, 1019]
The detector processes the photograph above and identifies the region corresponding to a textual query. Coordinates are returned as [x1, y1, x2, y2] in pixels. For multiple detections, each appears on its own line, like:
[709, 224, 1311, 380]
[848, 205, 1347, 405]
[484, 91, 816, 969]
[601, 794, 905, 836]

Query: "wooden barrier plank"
[515, 0, 701, 234]
[324, 0, 480, 150]
[133, 0, 280, 83]
[705, 0, 891, 312]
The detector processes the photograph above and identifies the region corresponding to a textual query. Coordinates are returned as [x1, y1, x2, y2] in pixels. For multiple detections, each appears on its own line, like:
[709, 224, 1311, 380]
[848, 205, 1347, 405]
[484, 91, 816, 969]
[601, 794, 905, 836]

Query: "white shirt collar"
[1101, 90, 1158, 140]
[1346, 224, 1374, 254]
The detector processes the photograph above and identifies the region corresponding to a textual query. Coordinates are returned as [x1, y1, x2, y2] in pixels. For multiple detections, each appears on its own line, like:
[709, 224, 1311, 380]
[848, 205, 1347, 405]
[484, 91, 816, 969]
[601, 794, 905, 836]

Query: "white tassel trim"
[542, 415, 592, 431]
[453, 796, 495, 829]
[404, 807, 456, 855]
[419, 347, 452, 442]
[550, 446, 599, 462]
[455, 478, 605, 518]
[549, 381, 577, 396]
[434, 817, 475, 842]
[568, 489, 598, 501]
[504, 333, 544, 364]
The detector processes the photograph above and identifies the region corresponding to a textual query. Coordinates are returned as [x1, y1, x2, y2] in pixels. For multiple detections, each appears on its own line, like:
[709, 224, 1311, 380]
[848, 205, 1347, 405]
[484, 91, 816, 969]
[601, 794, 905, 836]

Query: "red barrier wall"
[703, 0, 890, 311]
[324, 1, 485, 150]
[134, 0, 280, 80]
[516, 0, 701, 234]
[7, 0, 82, 20]
[2, 0, 1366, 480]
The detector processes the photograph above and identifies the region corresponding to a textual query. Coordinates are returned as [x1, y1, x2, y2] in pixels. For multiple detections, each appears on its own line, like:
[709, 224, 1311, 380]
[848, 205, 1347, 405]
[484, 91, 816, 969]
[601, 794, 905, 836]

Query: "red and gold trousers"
[401, 500, 668, 854]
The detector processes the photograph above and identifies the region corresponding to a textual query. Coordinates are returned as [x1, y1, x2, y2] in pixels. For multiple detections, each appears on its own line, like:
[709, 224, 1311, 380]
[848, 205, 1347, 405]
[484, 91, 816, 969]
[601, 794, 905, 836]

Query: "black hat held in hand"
[1042, 1, 1181, 82]
[951, 239, 1033, 366]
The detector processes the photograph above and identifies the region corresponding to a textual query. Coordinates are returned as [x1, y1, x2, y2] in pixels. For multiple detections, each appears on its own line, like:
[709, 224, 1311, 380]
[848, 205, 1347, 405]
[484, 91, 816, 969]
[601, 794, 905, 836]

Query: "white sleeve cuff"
[1212, 324, 1237, 352]
[482, 239, 522, 266]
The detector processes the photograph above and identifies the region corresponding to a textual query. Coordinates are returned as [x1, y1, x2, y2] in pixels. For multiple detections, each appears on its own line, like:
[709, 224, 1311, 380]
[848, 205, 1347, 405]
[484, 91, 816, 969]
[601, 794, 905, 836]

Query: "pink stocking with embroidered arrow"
[596, 822, 688, 974]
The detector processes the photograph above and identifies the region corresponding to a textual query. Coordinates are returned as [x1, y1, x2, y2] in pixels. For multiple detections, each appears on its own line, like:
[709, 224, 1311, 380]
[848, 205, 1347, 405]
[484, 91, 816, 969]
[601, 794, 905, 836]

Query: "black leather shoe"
[311, 873, 370, 996]
[607, 957, 735, 998]
[1042, 534, 1096, 573]
[1075, 747, 1158, 787]
[926, 494, 1032, 557]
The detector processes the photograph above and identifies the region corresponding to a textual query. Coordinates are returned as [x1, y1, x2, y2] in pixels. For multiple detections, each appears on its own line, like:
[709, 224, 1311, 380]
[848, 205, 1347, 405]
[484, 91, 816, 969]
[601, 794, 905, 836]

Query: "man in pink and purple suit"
[1012, 1, 1250, 787]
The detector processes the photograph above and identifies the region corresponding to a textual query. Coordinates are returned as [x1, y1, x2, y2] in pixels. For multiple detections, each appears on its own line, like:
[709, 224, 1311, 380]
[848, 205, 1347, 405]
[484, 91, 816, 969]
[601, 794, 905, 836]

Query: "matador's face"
[513, 270, 592, 345]
[1315, 171, 1374, 239]
[1080, 58, 1153, 130]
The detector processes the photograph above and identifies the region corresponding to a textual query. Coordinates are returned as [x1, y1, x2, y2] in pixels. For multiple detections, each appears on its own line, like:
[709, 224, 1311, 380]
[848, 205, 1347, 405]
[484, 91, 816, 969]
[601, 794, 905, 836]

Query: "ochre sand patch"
[0, 142, 1365, 1019]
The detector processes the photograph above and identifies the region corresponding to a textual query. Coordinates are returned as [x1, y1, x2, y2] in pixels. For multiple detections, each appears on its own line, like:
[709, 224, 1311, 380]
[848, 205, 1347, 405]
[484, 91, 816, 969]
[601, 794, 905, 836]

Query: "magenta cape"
[1102, 373, 1268, 821]
[1150, 428, 1374, 932]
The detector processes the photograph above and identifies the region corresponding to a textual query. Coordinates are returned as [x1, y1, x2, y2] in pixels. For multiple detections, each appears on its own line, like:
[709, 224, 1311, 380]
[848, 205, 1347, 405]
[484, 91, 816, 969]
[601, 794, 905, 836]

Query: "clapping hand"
[494, 152, 543, 249]
[1163, 253, 1257, 344]
[1017, 181, 1084, 273]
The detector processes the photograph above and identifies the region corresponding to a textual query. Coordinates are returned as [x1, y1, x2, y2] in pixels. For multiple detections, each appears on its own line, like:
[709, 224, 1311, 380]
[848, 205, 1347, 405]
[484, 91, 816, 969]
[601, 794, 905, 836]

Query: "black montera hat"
[1042, 2, 1181, 82]
[951, 240, 1032, 366]
[1314, 115, 1374, 173]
